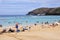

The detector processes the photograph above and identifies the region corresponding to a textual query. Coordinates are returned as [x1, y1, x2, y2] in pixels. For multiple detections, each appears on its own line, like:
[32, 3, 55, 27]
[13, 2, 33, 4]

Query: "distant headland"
[27, 7, 60, 15]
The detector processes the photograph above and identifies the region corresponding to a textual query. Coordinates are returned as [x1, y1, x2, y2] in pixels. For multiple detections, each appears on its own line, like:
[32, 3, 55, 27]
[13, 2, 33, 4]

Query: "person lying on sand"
[21, 26, 31, 32]
[0, 29, 6, 34]
[0, 28, 15, 34]
[22, 27, 28, 32]
[8, 28, 15, 32]
[49, 23, 58, 27]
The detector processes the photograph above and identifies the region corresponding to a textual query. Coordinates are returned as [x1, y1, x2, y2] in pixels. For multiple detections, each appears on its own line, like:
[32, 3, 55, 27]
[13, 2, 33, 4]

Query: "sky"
[0, 0, 60, 15]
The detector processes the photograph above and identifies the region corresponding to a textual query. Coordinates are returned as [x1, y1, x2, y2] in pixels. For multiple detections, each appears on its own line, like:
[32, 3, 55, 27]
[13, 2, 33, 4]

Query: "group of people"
[0, 23, 30, 34]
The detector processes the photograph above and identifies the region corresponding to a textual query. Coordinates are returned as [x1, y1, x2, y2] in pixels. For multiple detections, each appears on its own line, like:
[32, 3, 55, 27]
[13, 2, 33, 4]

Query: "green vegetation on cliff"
[27, 7, 60, 15]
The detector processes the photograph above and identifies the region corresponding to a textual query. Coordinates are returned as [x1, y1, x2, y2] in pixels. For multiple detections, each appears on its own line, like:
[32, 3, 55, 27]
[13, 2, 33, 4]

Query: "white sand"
[0, 23, 60, 40]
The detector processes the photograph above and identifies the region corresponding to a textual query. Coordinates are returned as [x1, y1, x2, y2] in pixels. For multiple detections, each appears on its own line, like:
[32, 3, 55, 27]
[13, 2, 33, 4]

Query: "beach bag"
[16, 30, 20, 32]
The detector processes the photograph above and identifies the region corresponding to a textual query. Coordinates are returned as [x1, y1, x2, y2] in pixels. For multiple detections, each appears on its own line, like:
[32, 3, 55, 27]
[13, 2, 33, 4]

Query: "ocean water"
[0, 15, 60, 28]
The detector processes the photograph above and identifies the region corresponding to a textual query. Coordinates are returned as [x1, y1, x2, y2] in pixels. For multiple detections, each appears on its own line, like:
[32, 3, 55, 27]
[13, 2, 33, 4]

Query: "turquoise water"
[0, 15, 60, 27]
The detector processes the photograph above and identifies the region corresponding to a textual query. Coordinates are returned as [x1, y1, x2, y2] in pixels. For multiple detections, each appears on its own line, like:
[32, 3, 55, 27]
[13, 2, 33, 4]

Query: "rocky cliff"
[27, 7, 60, 15]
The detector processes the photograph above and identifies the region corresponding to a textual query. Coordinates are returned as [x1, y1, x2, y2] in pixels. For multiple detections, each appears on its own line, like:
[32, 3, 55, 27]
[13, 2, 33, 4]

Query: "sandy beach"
[0, 23, 60, 40]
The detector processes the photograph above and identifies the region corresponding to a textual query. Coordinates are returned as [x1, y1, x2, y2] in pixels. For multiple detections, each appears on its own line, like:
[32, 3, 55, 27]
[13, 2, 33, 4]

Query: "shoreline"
[0, 22, 60, 40]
